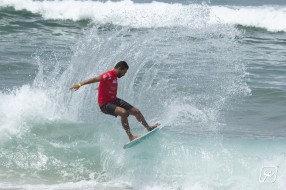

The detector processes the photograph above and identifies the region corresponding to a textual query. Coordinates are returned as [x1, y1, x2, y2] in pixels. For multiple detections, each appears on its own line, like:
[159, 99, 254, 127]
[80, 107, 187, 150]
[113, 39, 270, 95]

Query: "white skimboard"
[123, 126, 164, 149]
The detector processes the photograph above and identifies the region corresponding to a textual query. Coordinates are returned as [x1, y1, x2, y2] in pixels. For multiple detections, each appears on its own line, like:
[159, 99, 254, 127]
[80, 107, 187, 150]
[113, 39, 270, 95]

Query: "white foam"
[0, 85, 56, 142]
[210, 5, 286, 32]
[1, 0, 285, 31]
[0, 180, 131, 190]
[0, 0, 210, 28]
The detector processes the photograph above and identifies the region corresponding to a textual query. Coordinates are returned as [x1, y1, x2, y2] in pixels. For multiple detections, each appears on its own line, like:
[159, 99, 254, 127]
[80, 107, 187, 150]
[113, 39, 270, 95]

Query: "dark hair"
[114, 61, 129, 70]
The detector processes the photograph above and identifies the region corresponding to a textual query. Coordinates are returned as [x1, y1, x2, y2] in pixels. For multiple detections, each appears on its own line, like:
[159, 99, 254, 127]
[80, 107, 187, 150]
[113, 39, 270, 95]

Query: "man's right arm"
[70, 76, 101, 91]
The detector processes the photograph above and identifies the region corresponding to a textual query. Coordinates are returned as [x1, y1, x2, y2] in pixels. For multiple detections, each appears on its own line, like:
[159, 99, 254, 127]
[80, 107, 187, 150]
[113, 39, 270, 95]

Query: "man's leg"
[129, 107, 160, 131]
[114, 107, 138, 141]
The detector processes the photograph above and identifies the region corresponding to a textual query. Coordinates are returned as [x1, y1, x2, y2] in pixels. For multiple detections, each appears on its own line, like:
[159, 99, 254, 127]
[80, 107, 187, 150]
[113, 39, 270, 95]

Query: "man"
[70, 61, 159, 141]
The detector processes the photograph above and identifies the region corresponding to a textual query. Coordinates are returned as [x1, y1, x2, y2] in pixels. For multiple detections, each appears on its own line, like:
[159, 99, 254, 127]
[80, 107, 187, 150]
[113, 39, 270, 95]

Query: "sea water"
[0, 0, 285, 189]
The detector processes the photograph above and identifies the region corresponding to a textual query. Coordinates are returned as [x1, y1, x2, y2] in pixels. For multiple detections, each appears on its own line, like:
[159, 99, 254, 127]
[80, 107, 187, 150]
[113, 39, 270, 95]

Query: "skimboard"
[123, 126, 163, 149]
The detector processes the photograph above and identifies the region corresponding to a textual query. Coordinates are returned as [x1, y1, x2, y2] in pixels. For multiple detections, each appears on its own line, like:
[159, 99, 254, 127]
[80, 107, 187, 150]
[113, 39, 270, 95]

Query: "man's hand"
[70, 83, 81, 91]
[69, 76, 100, 91]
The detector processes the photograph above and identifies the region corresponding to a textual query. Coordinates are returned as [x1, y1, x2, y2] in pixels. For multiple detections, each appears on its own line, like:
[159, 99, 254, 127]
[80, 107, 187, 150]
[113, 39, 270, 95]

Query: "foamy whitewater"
[1, 0, 286, 31]
[0, 0, 285, 189]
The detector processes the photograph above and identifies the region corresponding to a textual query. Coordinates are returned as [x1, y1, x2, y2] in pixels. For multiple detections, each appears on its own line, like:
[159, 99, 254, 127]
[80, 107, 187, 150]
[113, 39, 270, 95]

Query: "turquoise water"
[0, 0, 285, 189]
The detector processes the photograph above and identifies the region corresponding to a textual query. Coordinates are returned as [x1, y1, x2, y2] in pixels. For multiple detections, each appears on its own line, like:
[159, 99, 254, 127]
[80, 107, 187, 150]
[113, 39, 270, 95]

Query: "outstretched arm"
[70, 76, 101, 91]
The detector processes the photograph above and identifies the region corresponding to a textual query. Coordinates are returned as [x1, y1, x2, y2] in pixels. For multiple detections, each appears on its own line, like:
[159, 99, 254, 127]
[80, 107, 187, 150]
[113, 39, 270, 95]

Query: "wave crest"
[1, 0, 286, 32]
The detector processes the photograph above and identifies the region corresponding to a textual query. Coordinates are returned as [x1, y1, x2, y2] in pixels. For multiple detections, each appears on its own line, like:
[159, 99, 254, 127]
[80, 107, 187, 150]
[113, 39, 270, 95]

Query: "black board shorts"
[100, 98, 134, 117]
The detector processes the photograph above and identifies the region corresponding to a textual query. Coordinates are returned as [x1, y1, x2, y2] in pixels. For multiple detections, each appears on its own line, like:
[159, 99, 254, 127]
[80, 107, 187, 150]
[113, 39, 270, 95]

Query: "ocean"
[0, 0, 285, 189]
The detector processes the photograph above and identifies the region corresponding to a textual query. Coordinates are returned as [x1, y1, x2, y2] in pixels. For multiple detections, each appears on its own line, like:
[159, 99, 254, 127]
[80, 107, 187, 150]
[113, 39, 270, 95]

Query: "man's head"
[114, 61, 129, 78]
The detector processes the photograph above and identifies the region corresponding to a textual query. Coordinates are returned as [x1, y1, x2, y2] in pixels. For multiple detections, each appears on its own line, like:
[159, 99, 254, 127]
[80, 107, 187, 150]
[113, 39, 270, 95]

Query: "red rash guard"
[98, 69, 118, 107]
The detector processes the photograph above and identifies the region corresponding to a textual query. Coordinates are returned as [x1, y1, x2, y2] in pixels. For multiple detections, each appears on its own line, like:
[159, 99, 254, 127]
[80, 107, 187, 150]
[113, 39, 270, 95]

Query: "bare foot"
[148, 123, 161, 131]
[130, 135, 142, 141]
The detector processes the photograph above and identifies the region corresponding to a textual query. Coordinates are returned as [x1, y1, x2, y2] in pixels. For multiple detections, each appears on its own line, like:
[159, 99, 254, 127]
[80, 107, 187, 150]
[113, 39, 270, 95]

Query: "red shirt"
[98, 69, 118, 107]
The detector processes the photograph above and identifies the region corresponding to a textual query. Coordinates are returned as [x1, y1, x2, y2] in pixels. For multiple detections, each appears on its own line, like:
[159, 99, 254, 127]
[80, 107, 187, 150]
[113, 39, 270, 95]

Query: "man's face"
[118, 68, 128, 78]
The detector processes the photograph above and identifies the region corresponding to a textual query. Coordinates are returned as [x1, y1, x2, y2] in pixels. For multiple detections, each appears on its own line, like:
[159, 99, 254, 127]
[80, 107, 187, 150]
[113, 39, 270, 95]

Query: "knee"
[120, 110, 130, 118]
[132, 108, 141, 116]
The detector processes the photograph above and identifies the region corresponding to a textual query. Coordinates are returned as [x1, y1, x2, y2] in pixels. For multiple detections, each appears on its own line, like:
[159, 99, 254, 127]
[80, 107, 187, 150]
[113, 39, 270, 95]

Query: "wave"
[0, 86, 57, 142]
[211, 5, 286, 32]
[0, 0, 286, 32]
[0, 180, 132, 190]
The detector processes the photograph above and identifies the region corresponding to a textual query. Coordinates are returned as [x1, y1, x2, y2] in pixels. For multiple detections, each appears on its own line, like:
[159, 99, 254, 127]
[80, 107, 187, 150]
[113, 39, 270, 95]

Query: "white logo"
[259, 166, 278, 183]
